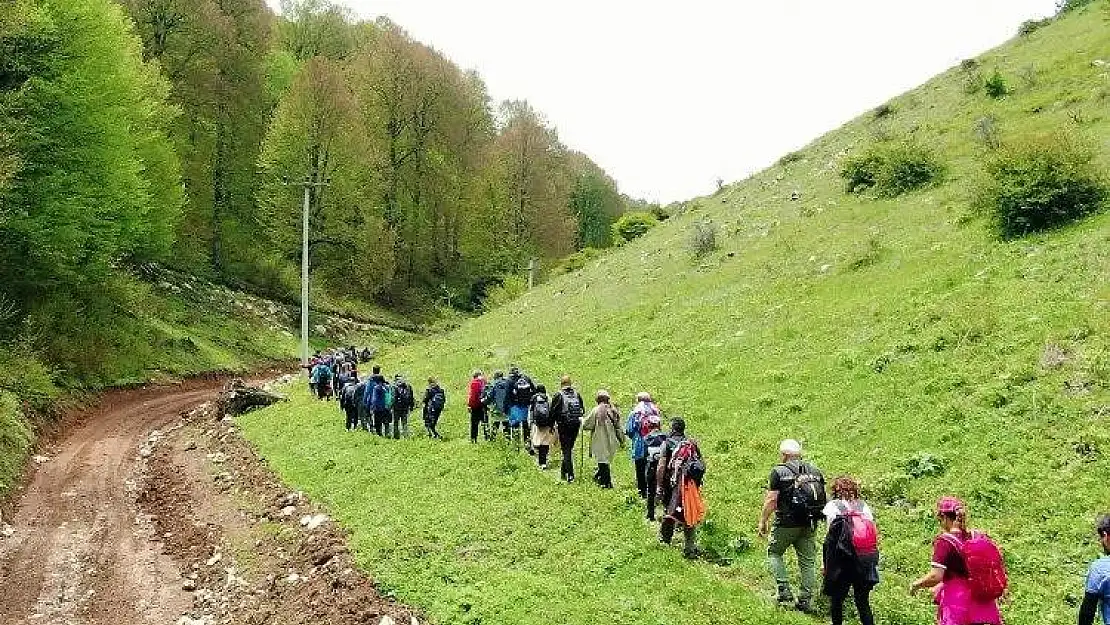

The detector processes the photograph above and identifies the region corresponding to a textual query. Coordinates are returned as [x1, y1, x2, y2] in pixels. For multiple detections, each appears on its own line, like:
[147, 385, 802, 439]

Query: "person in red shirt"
[467, 369, 488, 443]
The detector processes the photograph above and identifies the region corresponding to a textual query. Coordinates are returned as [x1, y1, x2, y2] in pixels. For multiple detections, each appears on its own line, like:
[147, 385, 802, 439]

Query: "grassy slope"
[241, 6, 1110, 625]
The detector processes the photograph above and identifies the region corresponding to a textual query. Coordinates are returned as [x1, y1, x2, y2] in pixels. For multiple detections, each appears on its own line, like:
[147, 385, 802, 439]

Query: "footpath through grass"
[241, 6, 1110, 625]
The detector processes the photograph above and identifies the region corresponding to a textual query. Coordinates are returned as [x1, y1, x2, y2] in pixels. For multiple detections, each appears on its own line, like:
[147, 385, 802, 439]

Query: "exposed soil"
[0, 378, 419, 625]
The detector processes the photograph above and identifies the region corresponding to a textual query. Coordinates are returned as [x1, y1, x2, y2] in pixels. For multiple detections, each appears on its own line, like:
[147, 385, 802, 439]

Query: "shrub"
[481, 274, 528, 310]
[973, 116, 1002, 150]
[1057, 0, 1097, 14]
[689, 220, 718, 257]
[903, 452, 947, 478]
[611, 211, 658, 244]
[976, 133, 1108, 239]
[872, 103, 895, 119]
[985, 70, 1008, 99]
[1018, 18, 1053, 36]
[551, 248, 603, 276]
[698, 514, 746, 565]
[840, 141, 945, 197]
[777, 150, 805, 167]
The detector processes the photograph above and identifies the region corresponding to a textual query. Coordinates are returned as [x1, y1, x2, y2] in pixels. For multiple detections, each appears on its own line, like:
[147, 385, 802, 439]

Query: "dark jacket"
[491, 377, 511, 414]
[423, 384, 445, 415]
[392, 381, 414, 413]
[549, 387, 584, 425]
[507, 373, 535, 407]
[822, 513, 880, 594]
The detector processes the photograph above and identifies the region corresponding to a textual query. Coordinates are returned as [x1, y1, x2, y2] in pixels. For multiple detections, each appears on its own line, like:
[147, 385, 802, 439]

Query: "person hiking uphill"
[655, 417, 705, 559]
[506, 366, 535, 447]
[391, 374, 415, 439]
[582, 389, 624, 488]
[529, 384, 556, 469]
[759, 438, 826, 613]
[910, 497, 1006, 625]
[486, 370, 510, 441]
[822, 476, 880, 625]
[549, 375, 585, 483]
[625, 392, 662, 499]
[422, 377, 446, 439]
[365, 366, 392, 437]
[339, 375, 361, 431]
[467, 369, 488, 444]
[1079, 514, 1110, 625]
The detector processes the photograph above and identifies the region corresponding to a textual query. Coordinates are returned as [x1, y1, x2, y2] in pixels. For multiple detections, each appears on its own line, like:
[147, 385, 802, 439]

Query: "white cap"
[779, 439, 802, 455]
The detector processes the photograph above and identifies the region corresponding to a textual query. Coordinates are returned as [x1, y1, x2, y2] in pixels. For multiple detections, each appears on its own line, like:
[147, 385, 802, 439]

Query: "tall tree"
[567, 152, 625, 249]
[258, 57, 393, 297]
[276, 0, 356, 61]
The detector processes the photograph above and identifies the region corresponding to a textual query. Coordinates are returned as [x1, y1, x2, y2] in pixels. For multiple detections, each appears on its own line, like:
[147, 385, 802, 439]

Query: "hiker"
[759, 438, 826, 613]
[582, 389, 624, 488]
[1080, 514, 1110, 625]
[485, 370, 510, 441]
[365, 366, 391, 436]
[529, 384, 556, 469]
[422, 377, 446, 439]
[506, 366, 535, 446]
[822, 476, 879, 625]
[625, 391, 662, 499]
[391, 374, 415, 439]
[910, 497, 1005, 625]
[339, 376, 361, 431]
[310, 360, 333, 401]
[353, 378, 371, 431]
[655, 417, 705, 559]
[549, 375, 585, 482]
[643, 428, 668, 521]
[467, 369, 488, 443]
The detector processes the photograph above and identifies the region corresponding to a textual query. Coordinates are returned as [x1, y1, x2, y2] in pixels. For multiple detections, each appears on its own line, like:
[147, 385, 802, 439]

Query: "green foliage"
[1056, 0, 1098, 14]
[551, 248, 604, 276]
[480, 275, 527, 310]
[873, 102, 895, 119]
[0, 391, 33, 495]
[689, 220, 719, 257]
[776, 150, 806, 166]
[1018, 18, 1053, 36]
[840, 141, 945, 196]
[903, 452, 947, 478]
[976, 134, 1108, 239]
[985, 69, 1008, 99]
[611, 211, 658, 244]
[568, 159, 624, 250]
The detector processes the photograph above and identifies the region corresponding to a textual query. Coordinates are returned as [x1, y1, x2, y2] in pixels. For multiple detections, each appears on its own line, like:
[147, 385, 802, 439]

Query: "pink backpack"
[834, 501, 879, 555]
[941, 531, 1008, 601]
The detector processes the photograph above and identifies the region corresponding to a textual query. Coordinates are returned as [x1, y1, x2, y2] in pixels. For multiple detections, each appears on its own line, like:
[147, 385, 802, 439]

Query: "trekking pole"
[577, 427, 585, 482]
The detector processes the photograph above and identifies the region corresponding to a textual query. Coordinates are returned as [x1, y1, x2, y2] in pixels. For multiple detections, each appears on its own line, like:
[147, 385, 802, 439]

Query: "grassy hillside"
[240, 5, 1110, 625]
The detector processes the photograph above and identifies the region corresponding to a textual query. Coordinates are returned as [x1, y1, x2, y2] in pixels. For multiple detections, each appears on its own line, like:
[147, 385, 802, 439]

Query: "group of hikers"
[301, 356, 1110, 625]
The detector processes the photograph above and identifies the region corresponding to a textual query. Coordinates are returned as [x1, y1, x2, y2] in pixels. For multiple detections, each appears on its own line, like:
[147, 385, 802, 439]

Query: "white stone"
[300, 514, 328, 531]
[280, 505, 296, 517]
[32, 454, 50, 464]
[1, 524, 14, 538]
[205, 552, 222, 566]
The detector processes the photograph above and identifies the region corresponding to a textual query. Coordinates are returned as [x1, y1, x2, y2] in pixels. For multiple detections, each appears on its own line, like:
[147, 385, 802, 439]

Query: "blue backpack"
[368, 381, 389, 411]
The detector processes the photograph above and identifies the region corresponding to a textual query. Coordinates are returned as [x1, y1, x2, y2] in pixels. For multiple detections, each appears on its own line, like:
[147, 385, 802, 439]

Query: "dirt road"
[0, 379, 416, 625]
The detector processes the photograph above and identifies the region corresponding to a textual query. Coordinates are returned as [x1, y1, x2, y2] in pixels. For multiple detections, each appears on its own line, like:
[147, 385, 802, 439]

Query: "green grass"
[241, 5, 1110, 625]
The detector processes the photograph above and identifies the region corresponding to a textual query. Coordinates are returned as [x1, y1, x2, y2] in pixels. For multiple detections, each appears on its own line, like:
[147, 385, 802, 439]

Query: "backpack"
[669, 439, 705, 486]
[637, 403, 662, 437]
[644, 431, 668, 461]
[480, 382, 496, 406]
[428, 387, 446, 414]
[394, 383, 413, 410]
[532, 395, 554, 427]
[384, 384, 394, 409]
[512, 376, 534, 405]
[561, 388, 584, 422]
[834, 501, 879, 556]
[780, 463, 827, 525]
[369, 381, 389, 411]
[941, 531, 1008, 601]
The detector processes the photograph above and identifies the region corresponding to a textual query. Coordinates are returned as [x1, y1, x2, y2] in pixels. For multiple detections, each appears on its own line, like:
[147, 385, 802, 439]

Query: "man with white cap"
[758, 438, 826, 613]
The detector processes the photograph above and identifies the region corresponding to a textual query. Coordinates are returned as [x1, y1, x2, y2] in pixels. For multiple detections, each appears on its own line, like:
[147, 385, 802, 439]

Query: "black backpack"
[780, 462, 827, 524]
[531, 394, 554, 427]
[428, 387, 446, 414]
[560, 388, 584, 422]
[394, 383, 413, 410]
[511, 375, 534, 405]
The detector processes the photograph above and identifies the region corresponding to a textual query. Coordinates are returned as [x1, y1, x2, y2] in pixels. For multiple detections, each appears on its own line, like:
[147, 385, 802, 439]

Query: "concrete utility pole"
[284, 174, 329, 367]
[527, 258, 537, 290]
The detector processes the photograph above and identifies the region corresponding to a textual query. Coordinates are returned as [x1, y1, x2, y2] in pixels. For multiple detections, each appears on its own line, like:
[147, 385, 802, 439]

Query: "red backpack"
[941, 531, 1008, 600]
[834, 501, 879, 555]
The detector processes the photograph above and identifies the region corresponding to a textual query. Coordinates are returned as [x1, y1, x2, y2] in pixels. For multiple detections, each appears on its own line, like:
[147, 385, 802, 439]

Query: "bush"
[551, 248, 603, 276]
[689, 221, 718, 258]
[976, 134, 1108, 239]
[973, 116, 1002, 150]
[611, 211, 658, 244]
[872, 103, 895, 119]
[903, 452, 947, 478]
[840, 141, 945, 197]
[1018, 18, 1053, 36]
[1057, 0, 1097, 13]
[985, 70, 1008, 99]
[481, 274, 528, 310]
[777, 150, 805, 167]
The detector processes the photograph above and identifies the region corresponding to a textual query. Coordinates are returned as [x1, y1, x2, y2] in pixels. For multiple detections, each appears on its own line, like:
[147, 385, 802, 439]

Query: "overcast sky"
[268, 1, 1058, 203]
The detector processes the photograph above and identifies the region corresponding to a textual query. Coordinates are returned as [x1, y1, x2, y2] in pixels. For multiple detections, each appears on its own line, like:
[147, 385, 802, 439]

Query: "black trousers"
[635, 457, 648, 497]
[660, 516, 697, 557]
[372, 409, 391, 436]
[469, 405, 487, 442]
[344, 408, 358, 431]
[646, 458, 659, 520]
[828, 581, 874, 625]
[594, 463, 612, 488]
[536, 444, 550, 466]
[558, 422, 580, 481]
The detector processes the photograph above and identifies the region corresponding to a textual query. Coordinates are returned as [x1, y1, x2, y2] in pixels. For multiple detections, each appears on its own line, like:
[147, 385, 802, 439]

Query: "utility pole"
[284, 173, 329, 367]
[528, 258, 537, 290]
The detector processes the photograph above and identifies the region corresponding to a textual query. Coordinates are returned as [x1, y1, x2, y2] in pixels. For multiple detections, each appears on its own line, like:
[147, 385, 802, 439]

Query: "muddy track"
[0, 379, 417, 625]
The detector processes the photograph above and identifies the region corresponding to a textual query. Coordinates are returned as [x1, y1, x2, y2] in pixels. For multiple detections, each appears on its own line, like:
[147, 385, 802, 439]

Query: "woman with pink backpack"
[822, 476, 879, 625]
[910, 496, 1007, 625]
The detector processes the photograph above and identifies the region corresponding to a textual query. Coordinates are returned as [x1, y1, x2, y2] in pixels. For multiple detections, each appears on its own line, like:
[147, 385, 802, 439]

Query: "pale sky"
[268, 1, 1058, 203]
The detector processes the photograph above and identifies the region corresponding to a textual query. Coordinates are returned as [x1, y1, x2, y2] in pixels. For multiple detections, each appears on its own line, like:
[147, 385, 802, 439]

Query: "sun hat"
[779, 439, 802, 455]
[937, 496, 965, 514]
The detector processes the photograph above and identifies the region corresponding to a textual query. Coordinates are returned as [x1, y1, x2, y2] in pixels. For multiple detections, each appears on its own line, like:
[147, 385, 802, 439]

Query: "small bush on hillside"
[872, 103, 895, 119]
[973, 116, 1002, 150]
[840, 141, 945, 197]
[481, 274, 527, 309]
[689, 220, 718, 258]
[1057, 0, 1097, 14]
[777, 150, 805, 167]
[984, 70, 1008, 99]
[975, 134, 1108, 239]
[698, 514, 746, 565]
[551, 248, 603, 276]
[904, 452, 947, 478]
[1018, 17, 1053, 36]
[611, 211, 658, 244]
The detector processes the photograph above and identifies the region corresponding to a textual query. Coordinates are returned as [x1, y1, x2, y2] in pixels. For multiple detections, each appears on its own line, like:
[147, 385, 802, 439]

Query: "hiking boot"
[776, 586, 794, 606]
[539, 463, 547, 471]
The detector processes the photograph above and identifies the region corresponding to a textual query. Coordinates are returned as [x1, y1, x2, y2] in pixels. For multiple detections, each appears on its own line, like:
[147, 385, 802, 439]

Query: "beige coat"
[582, 403, 625, 464]
[531, 424, 556, 447]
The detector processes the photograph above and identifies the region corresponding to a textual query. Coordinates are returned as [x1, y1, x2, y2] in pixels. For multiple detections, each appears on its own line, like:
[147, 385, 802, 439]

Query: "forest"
[0, 0, 632, 369]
